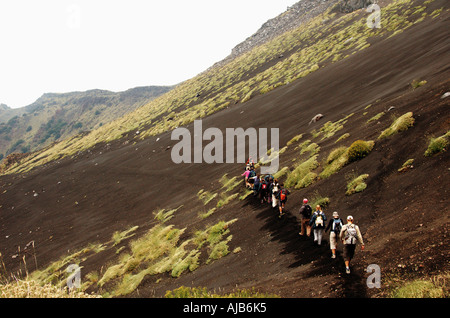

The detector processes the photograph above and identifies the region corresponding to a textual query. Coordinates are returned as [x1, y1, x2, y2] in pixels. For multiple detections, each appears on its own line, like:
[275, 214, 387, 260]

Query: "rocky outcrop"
[212, 0, 374, 68]
[230, 0, 339, 59]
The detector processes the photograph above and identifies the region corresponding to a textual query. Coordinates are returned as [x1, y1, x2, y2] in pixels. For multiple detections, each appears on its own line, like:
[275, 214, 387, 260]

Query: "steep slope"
[214, 0, 342, 68]
[0, 86, 173, 159]
[0, 0, 448, 298]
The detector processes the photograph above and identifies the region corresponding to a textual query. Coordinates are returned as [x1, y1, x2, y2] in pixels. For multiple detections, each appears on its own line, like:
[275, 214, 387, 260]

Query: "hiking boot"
[346, 267, 351, 274]
[331, 254, 336, 259]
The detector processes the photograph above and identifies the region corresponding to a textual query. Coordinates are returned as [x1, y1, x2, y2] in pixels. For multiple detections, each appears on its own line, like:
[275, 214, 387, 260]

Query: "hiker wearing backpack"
[253, 174, 262, 196]
[241, 167, 251, 188]
[298, 199, 312, 237]
[277, 183, 290, 218]
[247, 157, 255, 170]
[247, 168, 256, 186]
[309, 205, 327, 245]
[267, 177, 274, 205]
[260, 177, 269, 203]
[271, 180, 280, 209]
[339, 215, 364, 274]
[325, 211, 344, 259]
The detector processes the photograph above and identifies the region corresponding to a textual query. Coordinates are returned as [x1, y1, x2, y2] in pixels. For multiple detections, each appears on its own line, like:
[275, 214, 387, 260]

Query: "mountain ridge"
[0, 85, 173, 158]
[212, 0, 374, 69]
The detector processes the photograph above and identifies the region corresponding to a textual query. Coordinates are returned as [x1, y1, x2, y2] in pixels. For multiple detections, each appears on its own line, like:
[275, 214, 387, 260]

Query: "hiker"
[241, 167, 251, 188]
[271, 180, 280, 209]
[277, 183, 290, 218]
[309, 205, 327, 245]
[267, 177, 274, 205]
[247, 157, 255, 170]
[325, 211, 344, 258]
[298, 199, 312, 237]
[260, 177, 269, 203]
[339, 215, 364, 274]
[253, 174, 262, 196]
[247, 168, 256, 187]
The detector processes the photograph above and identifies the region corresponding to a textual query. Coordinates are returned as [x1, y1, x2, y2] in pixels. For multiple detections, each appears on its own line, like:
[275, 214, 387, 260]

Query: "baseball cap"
[303, 199, 308, 204]
[333, 211, 339, 217]
[347, 215, 353, 220]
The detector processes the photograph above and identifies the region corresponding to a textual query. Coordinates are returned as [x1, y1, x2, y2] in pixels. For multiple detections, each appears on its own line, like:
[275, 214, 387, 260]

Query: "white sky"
[0, 0, 300, 109]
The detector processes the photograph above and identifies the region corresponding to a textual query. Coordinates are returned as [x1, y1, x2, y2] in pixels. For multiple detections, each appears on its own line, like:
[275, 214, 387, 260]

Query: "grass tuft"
[424, 131, 449, 157]
[285, 155, 319, 189]
[378, 112, 415, 139]
[346, 174, 369, 195]
[347, 140, 375, 162]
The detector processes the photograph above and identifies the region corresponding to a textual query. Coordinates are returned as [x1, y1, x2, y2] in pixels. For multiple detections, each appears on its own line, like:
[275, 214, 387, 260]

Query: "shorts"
[329, 232, 338, 250]
[343, 244, 356, 261]
[279, 199, 287, 207]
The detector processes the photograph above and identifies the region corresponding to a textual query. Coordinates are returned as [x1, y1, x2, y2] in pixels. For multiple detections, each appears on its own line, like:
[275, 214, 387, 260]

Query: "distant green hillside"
[0, 86, 173, 160]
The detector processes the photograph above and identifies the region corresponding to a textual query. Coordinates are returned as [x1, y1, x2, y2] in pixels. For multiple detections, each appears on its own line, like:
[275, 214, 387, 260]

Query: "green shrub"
[398, 159, 414, 172]
[411, 79, 427, 89]
[273, 167, 290, 180]
[424, 131, 449, 156]
[165, 286, 280, 298]
[309, 191, 330, 209]
[285, 155, 319, 188]
[391, 274, 448, 298]
[335, 133, 350, 143]
[346, 174, 369, 195]
[379, 112, 415, 139]
[367, 112, 385, 124]
[300, 142, 320, 157]
[320, 147, 349, 179]
[347, 140, 374, 162]
[287, 134, 303, 146]
[197, 189, 218, 205]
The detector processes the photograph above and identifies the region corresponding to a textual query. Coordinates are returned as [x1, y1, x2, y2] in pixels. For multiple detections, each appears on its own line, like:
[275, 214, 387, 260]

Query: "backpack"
[345, 224, 358, 244]
[261, 182, 267, 190]
[315, 214, 324, 227]
[301, 204, 312, 218]
[249, 170, 256, 178]
[279, 189, 287, 201]
[272, 185, 279, 195]
[332, 219, 342, 233]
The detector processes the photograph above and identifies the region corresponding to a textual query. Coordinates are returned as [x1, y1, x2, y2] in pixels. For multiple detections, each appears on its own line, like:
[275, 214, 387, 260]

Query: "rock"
[309, 114, 324, 125]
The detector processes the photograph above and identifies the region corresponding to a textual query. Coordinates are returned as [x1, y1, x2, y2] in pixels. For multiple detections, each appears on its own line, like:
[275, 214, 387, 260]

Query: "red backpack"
[279, 189, 287, 201]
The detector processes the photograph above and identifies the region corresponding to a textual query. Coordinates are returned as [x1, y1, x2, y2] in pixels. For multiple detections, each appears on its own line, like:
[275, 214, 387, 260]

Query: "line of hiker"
[242, 160, 364, 274]
[242, 160, 290, 218]
[298, 198, 364, 274]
